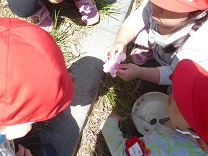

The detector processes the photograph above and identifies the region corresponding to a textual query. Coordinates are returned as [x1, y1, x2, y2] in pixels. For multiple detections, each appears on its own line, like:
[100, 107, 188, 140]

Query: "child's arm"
[104, 0, 150, 61]
[117, 63, 160, 84]
[104, 26, 135, 61]
[101, 113, 126, 156]
[157, 66, 173, 85]
[114, 26, 136, 48]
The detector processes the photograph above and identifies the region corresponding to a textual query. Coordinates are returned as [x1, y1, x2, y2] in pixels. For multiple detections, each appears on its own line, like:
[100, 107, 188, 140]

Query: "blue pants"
[7, 0, 42, 17]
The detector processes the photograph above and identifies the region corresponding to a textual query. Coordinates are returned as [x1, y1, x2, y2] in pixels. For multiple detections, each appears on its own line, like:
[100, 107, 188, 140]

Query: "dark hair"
[163, 10, 208, 54]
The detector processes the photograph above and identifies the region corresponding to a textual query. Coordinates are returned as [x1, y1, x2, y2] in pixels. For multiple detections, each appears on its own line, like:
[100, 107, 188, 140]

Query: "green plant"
[101, 74, 141, 115]
[99, 74, 142, 138]
[97, 0, 125, 20]
[49, 9, 79, 64]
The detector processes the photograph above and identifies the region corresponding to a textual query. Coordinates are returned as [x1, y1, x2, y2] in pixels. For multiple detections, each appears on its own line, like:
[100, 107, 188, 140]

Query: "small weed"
[49, 9, 79, 63]
[101, 73, 141, 115]
[97, 0, 125, 20]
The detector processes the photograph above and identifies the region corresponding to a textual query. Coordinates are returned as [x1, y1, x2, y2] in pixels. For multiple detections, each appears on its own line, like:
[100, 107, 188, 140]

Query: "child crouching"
[102, 59, 208, 156]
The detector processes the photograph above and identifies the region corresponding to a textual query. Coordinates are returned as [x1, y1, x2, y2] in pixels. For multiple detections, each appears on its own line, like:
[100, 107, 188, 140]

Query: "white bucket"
[132, 92, 168, 135]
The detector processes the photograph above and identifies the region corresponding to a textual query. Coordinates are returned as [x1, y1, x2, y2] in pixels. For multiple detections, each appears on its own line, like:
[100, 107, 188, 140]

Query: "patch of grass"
[49, 9, 79, 64]
[97, 0, 125, 20]
[102, 76, 139, 113]
[100, 73, 142, 135]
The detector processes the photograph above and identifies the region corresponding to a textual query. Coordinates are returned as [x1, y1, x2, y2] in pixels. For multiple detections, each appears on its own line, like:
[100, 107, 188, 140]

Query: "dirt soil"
[75, 42, 169, 156]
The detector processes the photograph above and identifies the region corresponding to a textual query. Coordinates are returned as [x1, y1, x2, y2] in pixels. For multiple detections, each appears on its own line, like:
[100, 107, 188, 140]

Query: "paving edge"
[70, 0, 134, 155]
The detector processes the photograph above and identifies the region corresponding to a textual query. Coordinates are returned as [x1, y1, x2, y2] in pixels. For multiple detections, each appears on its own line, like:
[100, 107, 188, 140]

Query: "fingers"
[24, 148, 33, 156]
[103, 43, 126, 61]
[117, 68, 129, 81]
[116, 45, 126, 54]
[110, 46, 120, 55]
[117, 68, 125, 76]
[117, 64, 129, 75]
[16, 144, 33, 156]
[104, 47, 118, 61]
[103, 47, 114, 61]
[119, 63, 129, 69]
[16, 144, 25, 156]
[117, 63, 137, 81]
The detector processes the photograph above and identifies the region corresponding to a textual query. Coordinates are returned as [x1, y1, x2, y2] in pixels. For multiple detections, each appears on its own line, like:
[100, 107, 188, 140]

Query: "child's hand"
[16, 144, 33, 156]
[103, 42, 127, 61]
[108, 112, 125, 121]
[48, 0, 63, 3]
[117, 63, 141, 81]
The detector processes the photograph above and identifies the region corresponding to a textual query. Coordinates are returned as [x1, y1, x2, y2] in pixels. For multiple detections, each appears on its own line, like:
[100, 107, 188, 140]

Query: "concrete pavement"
[38, 0, 133, 155]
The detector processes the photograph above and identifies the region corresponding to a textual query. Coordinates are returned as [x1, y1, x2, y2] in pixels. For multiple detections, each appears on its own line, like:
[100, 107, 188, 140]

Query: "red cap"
[150, 0, 208, 13]
[0, 18, 74, 126]
[172, 59, 208, 143]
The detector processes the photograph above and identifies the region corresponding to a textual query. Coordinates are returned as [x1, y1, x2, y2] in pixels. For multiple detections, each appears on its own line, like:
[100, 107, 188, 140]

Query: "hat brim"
[172, 59, 208, 143]
[150, 0, 198, 13]
[172, 60, 195, 126]
[172, 59, 205, 131]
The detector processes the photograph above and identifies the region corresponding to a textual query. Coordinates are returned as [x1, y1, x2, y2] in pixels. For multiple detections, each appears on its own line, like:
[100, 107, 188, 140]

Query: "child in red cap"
[102, 59, 208, 155]
[0, 18, 73, 155]
[104, 0, 208, 86]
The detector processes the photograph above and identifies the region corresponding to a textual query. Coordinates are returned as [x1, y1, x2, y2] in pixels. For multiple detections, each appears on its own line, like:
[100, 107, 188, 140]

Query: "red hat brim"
[172, 59, 208, 143]
[150, 0, 202, 13]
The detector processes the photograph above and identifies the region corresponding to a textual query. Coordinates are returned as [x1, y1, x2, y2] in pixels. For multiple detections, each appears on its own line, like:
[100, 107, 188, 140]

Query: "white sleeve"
[101, 118, 126, 156]
[122, 0, 151, 37]
[157, 66, 172, 85]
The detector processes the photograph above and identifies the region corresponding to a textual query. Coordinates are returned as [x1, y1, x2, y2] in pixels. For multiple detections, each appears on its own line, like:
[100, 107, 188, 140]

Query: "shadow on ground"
[34, 55, 104, 156]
